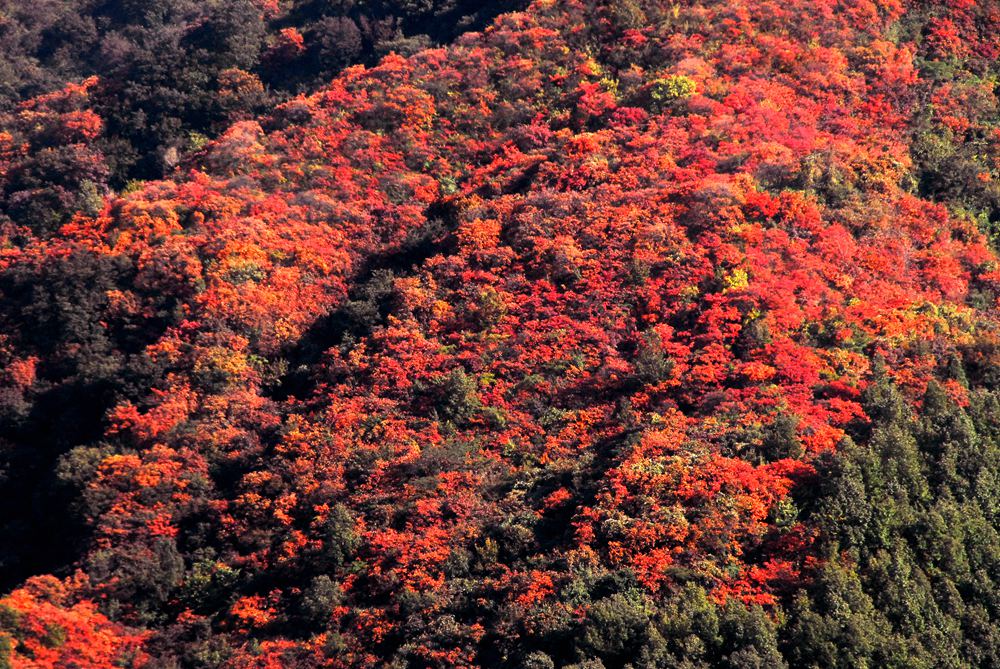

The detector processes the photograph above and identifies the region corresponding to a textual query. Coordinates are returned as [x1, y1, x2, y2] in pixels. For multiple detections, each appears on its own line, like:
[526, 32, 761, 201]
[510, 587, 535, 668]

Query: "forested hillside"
[2, 1, 1000, 667]
[0, 0, 520, 185]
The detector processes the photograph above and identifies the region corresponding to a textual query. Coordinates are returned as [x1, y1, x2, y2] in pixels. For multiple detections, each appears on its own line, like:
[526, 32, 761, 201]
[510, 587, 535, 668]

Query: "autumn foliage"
[2, 0, 1000, 667]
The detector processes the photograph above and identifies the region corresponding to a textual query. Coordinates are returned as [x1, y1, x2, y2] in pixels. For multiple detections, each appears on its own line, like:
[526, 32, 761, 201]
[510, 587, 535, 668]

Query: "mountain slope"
[2, 0, 1000, 667]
